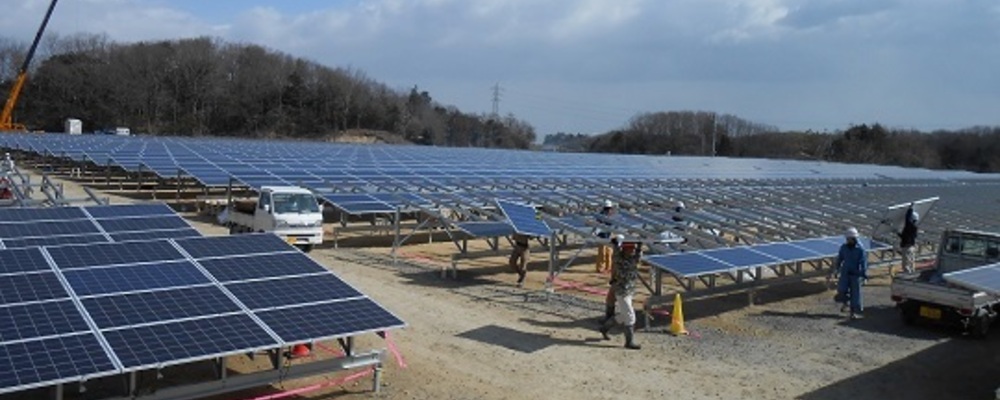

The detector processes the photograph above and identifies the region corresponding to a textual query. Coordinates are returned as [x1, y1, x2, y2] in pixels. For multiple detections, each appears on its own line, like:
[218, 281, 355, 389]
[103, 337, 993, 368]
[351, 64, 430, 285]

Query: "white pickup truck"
[890, 229, 1000, 337]
[224, 186, 325, 252]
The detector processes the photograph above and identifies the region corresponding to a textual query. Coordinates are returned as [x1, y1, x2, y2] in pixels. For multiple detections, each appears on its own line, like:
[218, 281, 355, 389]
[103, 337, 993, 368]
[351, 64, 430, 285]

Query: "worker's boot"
[601, 304, 615, 325]
[599, 319, 614, 340]
[624, 325, 641, 350]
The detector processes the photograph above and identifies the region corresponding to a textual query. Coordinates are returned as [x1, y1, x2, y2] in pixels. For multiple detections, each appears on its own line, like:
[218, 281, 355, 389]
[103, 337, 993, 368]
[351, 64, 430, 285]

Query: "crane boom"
[0, 0, 59, 132]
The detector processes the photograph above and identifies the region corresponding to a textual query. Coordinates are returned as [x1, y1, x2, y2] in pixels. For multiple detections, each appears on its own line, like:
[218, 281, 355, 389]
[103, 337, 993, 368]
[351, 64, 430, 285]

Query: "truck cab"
[225, 186, 324, 251]
[891, 229, 1000, 336]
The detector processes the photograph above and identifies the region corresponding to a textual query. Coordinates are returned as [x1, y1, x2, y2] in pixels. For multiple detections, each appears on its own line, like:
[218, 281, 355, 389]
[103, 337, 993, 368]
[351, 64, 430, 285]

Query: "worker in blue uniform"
[835, 227, 868, 320]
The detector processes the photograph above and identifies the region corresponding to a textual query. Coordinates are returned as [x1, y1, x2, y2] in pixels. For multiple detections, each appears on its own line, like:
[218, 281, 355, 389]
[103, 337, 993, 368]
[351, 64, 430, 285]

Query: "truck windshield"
[272, 193, 320, 214]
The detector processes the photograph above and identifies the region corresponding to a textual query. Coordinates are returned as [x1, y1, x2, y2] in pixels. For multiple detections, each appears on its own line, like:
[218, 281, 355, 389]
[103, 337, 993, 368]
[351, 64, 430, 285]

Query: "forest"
[0, 34, 536, 148]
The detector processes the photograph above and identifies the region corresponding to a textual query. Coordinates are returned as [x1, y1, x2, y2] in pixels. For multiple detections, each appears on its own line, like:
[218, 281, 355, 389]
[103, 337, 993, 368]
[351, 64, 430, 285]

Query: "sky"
[2, 0, 1000, 137]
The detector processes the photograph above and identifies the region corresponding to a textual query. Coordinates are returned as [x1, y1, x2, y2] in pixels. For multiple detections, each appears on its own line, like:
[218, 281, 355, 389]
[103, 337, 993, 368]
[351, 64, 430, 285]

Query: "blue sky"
[3, 0, 1000, 136]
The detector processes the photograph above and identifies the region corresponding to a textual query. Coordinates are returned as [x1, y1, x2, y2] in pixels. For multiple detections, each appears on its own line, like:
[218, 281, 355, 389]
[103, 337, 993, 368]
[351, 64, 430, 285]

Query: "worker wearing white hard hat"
[672, 200, 686, 223]
[834, 227, 868, 320]
[1, 153, 12, 172]
[595, 200, 616, 273]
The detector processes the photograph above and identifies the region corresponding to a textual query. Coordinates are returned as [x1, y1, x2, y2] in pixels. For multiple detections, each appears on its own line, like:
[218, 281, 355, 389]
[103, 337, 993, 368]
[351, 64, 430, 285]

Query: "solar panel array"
[0, 203, 200, 250]
[0, 233, 404, 394]
[645, 236, 890, 278]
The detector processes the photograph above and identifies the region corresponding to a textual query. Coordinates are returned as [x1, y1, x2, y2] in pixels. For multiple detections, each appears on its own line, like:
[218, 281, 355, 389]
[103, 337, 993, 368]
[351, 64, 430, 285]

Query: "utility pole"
[491, 83, 502, 117]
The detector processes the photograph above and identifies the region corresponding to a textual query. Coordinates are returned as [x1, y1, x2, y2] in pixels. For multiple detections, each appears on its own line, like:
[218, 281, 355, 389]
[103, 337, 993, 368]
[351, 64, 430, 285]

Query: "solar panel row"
[645, 236, 890, 278]
[0, 234, 404, 394]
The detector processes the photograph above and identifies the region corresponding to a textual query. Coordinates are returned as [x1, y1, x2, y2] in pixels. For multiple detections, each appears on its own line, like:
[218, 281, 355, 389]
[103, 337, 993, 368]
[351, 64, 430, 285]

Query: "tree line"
[0, 34, 536, 148]
[548, 111, 1000, 173]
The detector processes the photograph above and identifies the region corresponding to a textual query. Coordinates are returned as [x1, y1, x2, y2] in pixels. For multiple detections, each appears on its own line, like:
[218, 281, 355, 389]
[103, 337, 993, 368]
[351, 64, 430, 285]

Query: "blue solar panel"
[102, 314, 277, 370]
[496, 200, 551, 237]
[644, 253, 736, 277]
[337, 201, 396, 214]
[83, 286, 240, 329]
[199, 252, 326, 283]
[456, 221, 514, 238]
[1, 234, 109, 250]
[64, 261, 210, 296]
[84, 203, 174, 219]
[0, 300, 90, 343]
[177, 234, 294, 259]
[0, 248, 52, 274]
[750, 243, 823, 261]
[789, 238, 844, 256]
[97, 216, 191, 233]
[0, 333, 116, 394]
[0, 273, 68, 305]
[0, 220, 100, 239]
[48, 240, 184, 270]
[257, 298, 405, 343]
[226, 274, 362, 310]
[109, 228, 202, 243]
[700, 247, 780, 268]
[0, 207, 87, 223]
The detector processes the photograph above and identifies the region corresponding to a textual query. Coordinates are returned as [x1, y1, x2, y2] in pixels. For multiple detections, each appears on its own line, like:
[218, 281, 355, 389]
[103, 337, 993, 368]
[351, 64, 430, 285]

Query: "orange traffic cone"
[670, 293, 688, 336]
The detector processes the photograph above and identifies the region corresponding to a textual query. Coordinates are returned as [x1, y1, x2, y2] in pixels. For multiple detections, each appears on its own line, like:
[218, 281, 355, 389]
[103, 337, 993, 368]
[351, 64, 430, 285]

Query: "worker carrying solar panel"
[509, 232, 530, 287]
[595, 200, 616, 273]
[897, 205, 920, 274]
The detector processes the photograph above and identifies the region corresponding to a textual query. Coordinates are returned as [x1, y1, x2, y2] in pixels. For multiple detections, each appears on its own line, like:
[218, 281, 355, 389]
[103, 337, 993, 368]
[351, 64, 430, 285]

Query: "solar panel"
[199, 252, 326, 283]
[944, 263, 1000, 295]
[83, 286, 241, 329]
[0, 207, 87, 223]
[456, 221, 514, 238]
[699, 247, 781, 268]
[257, 298, 405, 343]
[109, 228, 201, 243]
[789, 238, 844, 256]
[496, 199, 551, 237]
[96, 216, 192, 233]
[176, 234, 294, 259]
[0, 273, 68, 305]
[226, 274, 363, 310]
[0, 220, 100, 239]
[750, 242, 823, 262]
[1, 234, 109, 250]
[47, 240, 184, 270]
[0, 333, 117, 394]
[0, 248, 52, 274]
[0, 300, 90, 343]
[102, 314, 278, 370]
[644, 253, 736, 277]
[84, 203, 175, 219]
[337, 201, 397, 214]
[64, 261, 211, 296]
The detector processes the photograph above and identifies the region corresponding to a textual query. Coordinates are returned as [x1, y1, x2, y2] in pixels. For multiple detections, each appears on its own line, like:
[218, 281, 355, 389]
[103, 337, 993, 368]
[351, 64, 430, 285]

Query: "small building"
[64, 118, 82, 135]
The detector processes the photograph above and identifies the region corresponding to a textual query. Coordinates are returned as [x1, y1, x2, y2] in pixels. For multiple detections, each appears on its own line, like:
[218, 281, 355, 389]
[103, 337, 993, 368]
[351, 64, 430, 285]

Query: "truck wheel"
[299, 244, 313, 253]
[228, 225, 239, 235]
[970, 315, 992, 339]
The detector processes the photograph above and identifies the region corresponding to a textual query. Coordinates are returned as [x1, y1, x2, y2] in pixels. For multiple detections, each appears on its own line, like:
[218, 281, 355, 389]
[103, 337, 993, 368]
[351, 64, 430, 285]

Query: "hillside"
[0, 34, 535, 149]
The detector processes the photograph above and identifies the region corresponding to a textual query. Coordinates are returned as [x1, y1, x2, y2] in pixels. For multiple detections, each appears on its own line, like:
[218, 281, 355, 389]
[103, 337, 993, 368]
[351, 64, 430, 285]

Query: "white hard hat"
[603, 200, 614, 208]
[675, 201, 685, 209]
[911, 211, 920, 222]
[614, 234, 625, 242]
[845, 227, 859, 239]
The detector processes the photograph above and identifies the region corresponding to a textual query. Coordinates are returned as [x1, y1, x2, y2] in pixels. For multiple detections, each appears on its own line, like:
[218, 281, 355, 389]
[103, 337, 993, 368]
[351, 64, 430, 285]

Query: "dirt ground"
[8, 171, 1000, 400]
